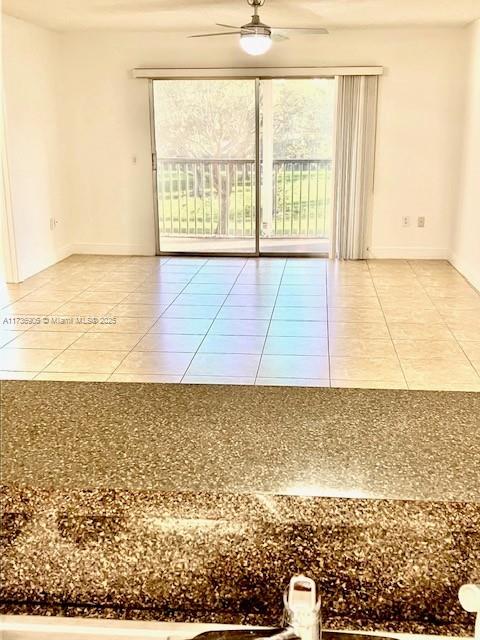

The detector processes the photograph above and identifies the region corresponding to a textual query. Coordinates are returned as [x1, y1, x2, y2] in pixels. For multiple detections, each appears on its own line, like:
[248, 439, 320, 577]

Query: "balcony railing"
[157, 158, 332, 238]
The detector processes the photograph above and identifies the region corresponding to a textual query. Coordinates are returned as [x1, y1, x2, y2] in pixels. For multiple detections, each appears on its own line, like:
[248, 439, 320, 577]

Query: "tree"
[154, 78, 334, 235]
[272, 80, 334, 159]
[155, 80, 256, 234]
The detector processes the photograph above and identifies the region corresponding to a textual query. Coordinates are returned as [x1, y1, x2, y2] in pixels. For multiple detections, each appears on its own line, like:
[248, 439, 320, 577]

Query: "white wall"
[451, 19, 480, 290]
[60, 27, 467, 259]
[0, 20, 470, 263]
[2, 14, 69, 281]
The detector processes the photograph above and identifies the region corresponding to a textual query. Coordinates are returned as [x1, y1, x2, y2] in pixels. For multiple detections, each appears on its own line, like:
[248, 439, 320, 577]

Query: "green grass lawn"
[157, 165, 331, 237]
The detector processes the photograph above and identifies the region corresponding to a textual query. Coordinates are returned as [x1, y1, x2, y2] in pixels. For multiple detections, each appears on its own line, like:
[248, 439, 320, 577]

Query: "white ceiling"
[2, 0, 480, 32]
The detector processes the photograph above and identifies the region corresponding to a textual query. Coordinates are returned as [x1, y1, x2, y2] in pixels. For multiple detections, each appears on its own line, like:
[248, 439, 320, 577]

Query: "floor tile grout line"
[115, 257, 221, 381]
[21, 264, 132, 336]
[28, 259, 169, 379]
[29, 311, 118, 379]
[153, 261, 213, 321]
[3, 255, 480, 387]
[2, 261, 365, 379]
[408, 260, 480, 381]
[412, 258, 461, 341]
[30, 268, 143, 379]
[444, 258, 480, 296]
[366, 260, 409, 390]
[7, 274, 448, 326]
[0, 263, 77, 309]
[2, 285, 79, 313]
[0, 254, 136, 305]
[325, 262, 332, 387]
[254, 259, 288, 385]
[2, 260, 233, 378]
[455, 343, 480, 378]
[373, 260, 479, 386]
[108, 260, 210, 381]
[31, 307, 127, 379]
[0, 331, 25, 349]
[180, 258, 254, 382]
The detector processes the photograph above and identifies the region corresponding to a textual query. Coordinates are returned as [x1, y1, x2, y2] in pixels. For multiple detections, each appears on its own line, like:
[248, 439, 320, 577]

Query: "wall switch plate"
[402, 216, 410, 227]
[418, 216, 426, 228]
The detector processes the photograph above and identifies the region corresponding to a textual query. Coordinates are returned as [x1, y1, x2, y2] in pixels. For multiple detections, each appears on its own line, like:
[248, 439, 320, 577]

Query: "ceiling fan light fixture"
[240, 32, 272, 55]
[187, 0, 328, 48]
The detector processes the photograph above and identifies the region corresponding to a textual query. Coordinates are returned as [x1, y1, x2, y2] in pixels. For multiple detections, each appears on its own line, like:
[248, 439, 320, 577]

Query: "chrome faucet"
[263, 576, 321, 640]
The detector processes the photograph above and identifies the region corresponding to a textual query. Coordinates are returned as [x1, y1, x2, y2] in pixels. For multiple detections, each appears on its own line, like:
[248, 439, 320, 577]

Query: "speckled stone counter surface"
[1, 487, 479, 635]
[2, 381, 480, 501]
[1, 381, 480, 635]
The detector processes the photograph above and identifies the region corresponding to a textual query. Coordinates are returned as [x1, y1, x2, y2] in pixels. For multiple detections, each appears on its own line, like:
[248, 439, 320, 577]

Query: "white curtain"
[332, 75, 378, 260]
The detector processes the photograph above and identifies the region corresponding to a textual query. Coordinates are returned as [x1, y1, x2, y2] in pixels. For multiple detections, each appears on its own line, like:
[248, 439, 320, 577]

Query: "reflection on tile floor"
[1, 255, 480, 390]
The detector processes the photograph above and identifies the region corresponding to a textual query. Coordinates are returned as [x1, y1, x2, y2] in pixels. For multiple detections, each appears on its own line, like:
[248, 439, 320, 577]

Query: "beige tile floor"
[1, 255, 479, 391]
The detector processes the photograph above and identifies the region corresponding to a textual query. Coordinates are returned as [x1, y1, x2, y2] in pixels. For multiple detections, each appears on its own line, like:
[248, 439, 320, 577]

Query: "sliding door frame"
[149, 74, 337, 258]
[148, 80, 161, 259]
[254, 77, 261, 256]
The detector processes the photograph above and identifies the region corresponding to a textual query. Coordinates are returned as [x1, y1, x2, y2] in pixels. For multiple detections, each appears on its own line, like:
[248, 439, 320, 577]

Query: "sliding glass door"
[151, 77, 334, 256]
[152, 79, 257, 254]
[259, 78, 334, 254]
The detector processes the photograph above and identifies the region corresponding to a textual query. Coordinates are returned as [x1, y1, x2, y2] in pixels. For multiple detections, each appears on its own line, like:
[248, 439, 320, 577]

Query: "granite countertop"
[1, 486, 479, 635]
[1, 381, 480, 634]
[1, 381, 480, 502]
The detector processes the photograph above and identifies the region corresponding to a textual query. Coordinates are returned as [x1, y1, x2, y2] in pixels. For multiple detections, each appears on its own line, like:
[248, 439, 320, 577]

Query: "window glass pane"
[260, 78, 335, 254]
[154, 79, 257, 254]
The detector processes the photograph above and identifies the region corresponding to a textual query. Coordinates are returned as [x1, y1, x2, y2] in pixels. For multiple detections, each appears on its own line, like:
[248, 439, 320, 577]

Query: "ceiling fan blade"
[215, 22, 240, 29]
[188, 31, 242, 38]
[271, 27, 329, 34]
[272, 33, 289, 42]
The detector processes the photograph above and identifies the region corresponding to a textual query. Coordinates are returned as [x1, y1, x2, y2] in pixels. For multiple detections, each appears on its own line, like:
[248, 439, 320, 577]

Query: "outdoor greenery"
[157, 160, 332, 237]
[154, 78, 334, 237]
[271, 79, 334, 159]
[154, 79, 256, 159]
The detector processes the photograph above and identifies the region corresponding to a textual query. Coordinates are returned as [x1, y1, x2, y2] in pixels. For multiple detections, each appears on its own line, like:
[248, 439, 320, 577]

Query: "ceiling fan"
[188, 0, 329, 56]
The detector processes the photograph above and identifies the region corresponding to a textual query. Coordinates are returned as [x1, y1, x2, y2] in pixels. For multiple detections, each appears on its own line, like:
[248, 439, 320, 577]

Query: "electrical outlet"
[418, 216, 425, 228]
[402, 216, 410, 227]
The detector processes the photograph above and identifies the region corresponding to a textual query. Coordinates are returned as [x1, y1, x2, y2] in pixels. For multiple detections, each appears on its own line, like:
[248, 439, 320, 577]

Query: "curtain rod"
[132, 66, 384, 79]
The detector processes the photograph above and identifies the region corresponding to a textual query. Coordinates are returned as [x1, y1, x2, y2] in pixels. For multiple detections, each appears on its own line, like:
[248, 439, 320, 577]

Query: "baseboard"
[15, 243, 156, 282]
[71, 243, 155, 256]
[56, 243, 74, 262]
[18, 244, 74, 282]
[367, 246, 451, 260]
[449, 252, 480, 292]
